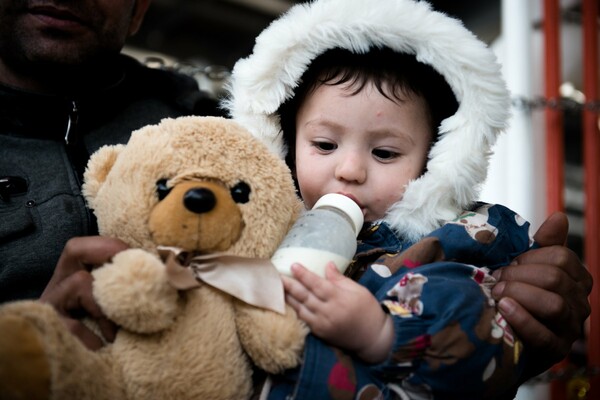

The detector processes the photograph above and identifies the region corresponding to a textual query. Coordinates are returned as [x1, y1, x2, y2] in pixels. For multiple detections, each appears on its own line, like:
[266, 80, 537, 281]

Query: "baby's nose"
[335, 156, 367, 183]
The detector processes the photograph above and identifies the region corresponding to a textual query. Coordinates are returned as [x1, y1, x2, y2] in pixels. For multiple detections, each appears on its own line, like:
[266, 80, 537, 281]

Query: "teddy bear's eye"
[230, 181, 251, 204]
[156, 179, 172, 201]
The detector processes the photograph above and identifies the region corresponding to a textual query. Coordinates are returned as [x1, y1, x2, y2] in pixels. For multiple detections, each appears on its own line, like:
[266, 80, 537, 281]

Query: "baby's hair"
[278, 47, 459, 170]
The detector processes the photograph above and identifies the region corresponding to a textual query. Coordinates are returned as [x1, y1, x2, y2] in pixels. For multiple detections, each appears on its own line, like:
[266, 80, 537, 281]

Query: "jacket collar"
[0, 56, 132, 141]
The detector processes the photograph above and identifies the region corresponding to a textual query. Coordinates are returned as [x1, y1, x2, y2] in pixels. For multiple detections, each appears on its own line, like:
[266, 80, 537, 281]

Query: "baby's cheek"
[296, 181, 318, 210]
[378, 190, 405, 216]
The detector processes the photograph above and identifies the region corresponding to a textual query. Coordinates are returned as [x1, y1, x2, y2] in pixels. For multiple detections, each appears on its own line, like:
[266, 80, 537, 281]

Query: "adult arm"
[492, 212, 593, 379]
[39, 236, 129, 350]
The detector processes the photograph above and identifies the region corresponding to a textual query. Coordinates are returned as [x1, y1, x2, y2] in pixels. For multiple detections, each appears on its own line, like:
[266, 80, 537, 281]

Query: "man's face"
[0, 0, 148, 68]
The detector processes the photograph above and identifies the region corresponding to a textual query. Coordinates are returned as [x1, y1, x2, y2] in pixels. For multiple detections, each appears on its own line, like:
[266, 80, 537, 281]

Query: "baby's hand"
[282, 263, 394, 363]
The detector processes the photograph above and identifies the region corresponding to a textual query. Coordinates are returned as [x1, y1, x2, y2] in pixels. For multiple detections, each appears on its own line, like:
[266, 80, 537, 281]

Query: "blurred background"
[126, 0, 502, 69]
[123, 1, 595, 399]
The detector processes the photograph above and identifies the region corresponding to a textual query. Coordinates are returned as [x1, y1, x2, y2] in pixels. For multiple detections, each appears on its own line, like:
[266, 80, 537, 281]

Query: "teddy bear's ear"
[82, 144, 125, 206]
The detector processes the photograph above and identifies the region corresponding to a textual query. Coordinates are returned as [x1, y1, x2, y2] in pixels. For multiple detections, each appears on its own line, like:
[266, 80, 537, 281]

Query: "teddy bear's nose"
[184, 188, 216, 214]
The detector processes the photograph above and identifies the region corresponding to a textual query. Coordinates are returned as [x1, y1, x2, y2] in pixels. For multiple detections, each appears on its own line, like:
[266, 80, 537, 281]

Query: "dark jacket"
[0, 55, 219, 302]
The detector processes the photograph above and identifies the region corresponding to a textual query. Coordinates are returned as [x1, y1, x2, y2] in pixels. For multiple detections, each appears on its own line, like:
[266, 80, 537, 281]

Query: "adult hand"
[491, 212, 592, 379]
[40, 236, 129, 350]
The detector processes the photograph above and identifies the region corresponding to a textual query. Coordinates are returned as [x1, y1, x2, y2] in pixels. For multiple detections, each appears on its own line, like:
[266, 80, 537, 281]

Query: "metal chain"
[143, 56, 231, 98]
[143, 56, 230, 75]
[511, 96, 600, 113]
[143, 56, 599, 113]
[144, 55, 600, 114]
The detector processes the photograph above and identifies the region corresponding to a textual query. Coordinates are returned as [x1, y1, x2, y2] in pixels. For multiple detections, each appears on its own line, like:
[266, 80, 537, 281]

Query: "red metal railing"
[582, 0, 599, 398]
[544, 0, 564, 215]
[544, 0, 598, 399]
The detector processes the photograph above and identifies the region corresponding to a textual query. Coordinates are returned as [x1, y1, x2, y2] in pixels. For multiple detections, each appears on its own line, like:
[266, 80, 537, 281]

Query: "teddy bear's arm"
[92, 248, 181, 333]
[235, 302, 308, 374]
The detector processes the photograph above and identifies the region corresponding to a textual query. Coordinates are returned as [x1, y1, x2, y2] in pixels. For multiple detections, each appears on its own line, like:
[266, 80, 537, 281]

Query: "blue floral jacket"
[265, 204, 534, 400]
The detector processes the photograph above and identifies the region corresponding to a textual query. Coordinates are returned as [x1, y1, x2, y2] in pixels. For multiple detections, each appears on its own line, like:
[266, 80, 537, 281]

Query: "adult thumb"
[533, 211, 569, 246]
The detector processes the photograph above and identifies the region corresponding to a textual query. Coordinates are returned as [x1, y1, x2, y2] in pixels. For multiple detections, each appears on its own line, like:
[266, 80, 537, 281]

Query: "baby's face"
[294, 81, 432, 221]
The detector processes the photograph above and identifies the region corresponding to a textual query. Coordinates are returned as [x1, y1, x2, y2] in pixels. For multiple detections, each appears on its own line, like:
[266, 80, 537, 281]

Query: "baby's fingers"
[281, 274, 310, 304]
[282, 278, 321, 329]
[289, 263, 334, 301]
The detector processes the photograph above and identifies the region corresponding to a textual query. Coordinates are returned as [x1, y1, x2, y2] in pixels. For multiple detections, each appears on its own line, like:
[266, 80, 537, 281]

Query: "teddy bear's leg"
[235, 302, 308, 374]
[0, 312, 51, 400]
[0, 301, 126, 400]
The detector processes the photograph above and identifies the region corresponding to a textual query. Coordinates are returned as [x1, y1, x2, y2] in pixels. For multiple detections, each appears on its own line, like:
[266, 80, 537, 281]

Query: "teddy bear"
[0, 116, 309, 400]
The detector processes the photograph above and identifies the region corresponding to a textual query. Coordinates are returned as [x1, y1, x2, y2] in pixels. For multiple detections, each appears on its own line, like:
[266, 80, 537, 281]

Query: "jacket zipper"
[62, 100, 97, 234]
[64, 100, 79, 145]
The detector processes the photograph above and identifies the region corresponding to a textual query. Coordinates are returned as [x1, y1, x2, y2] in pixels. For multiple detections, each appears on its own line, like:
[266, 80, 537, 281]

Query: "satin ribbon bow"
[158, 246, 285, 314]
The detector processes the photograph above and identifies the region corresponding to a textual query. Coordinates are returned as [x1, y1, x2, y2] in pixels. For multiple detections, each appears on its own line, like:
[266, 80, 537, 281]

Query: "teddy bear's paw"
[257, 332, 307, 374]
[257, 308, 309, 373]
[92, 248, 180, 333]
[236, 305, 309, 373]
[0, 313, 51, 400]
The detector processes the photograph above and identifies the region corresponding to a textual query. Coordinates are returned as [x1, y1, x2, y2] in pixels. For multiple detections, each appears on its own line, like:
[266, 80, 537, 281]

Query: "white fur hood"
[224, 0, 511, 242]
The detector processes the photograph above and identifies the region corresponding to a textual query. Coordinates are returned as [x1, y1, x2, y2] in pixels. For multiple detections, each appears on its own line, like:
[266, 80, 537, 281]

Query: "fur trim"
[224, 0, 510, 242]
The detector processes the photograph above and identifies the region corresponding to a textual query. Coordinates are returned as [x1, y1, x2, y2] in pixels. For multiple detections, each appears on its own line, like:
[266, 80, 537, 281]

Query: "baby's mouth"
[336, 192, 365, 212]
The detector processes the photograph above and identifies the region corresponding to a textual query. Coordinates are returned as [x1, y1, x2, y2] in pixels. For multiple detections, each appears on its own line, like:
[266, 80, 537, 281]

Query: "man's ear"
[128, 0, 151, 36]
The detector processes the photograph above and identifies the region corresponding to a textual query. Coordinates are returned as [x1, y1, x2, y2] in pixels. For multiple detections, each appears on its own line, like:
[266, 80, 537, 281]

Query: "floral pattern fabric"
[266, 204, 534, 400]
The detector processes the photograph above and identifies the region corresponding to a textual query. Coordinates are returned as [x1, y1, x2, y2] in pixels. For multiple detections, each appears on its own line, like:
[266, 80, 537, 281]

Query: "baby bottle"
[271, 193, 364, 277]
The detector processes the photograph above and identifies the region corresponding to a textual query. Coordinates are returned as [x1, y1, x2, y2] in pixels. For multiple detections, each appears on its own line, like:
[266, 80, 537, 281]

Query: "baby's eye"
[372, 148, 399, 161]
[313, 141, 337, 152]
